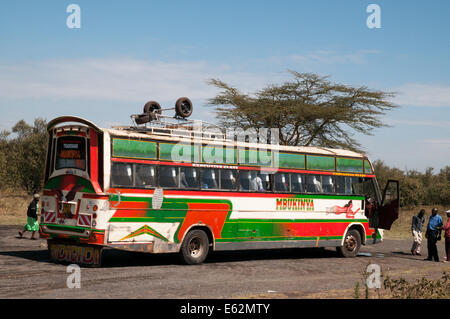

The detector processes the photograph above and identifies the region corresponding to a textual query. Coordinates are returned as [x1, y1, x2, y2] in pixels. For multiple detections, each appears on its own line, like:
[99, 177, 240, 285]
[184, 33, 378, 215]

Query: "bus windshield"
[55, 136, 87, 171]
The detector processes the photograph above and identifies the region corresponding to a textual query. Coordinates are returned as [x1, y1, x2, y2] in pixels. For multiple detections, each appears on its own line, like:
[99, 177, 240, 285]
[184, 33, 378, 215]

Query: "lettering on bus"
[59, 149, 82, 159]
[49, 243, 102, 266]
[275, 198, 314, 211]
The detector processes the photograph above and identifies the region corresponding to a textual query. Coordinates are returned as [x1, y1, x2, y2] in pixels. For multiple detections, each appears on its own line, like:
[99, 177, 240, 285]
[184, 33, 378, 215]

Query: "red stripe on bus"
[177, 202, 230, 241]
[89, 129, 103, 194]
[110, 202, 151, 218]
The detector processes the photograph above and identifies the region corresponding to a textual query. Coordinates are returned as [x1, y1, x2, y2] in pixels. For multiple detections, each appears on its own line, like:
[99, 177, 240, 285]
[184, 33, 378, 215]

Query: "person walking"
[411, 209, 426, 255]
[18, 194, 40, 240]
[424, 207, 443, 262]
[442, 209, 450, 263]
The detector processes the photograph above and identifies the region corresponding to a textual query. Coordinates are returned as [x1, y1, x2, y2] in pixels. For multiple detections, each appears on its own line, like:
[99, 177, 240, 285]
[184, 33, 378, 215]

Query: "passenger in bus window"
[201, 169, 219, 189]
[322, 176, 335, 193]
[220, 170, 237, 190]
[291, 174, 304, 193]
[239, 171, 251, 191]
[251, 172, 264, 191]
[258, 173, 271, 192]
[306, 175, 323, 193]
[335, 176, 345, 194]
[180, 167, 199, 189]
[275, 173, 289, 192]
[159, 166, 179, 188]
[135, 164, 156, 188]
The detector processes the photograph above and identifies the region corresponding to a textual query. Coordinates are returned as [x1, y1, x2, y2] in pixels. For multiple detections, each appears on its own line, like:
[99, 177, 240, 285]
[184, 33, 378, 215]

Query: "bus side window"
[363, 178, 376, 198]
[306, 175, 323, 193]
[239, 171, 252, 191]
[159, 166, 179, 188]
[135, 164, 156, 188]
[111, 162, 134, 187]
[201, 168, 219, 189]
[258, 172, 272, 192]
[322, 175, 335, 193]
[180, 167, 199, 189]
[336, 176, 353, 194]
[250, 171, 265, 192]
[291, 173, 304, 193]
[220, 169, 237, 190]
[275, 173, 289, 192]
[351, 177, 364, 195]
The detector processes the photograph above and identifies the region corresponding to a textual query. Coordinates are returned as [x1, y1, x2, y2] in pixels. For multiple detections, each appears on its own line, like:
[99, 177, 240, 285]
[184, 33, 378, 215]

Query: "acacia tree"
[207, 71, 397, 152]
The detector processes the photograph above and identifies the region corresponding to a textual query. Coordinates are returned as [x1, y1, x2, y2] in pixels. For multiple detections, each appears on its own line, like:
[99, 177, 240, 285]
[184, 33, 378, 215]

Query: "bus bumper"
[47, 239, 103, 267]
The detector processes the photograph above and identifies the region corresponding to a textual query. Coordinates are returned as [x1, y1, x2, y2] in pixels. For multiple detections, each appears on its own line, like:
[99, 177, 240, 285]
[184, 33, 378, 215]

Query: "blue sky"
[1, 0, 449, 172]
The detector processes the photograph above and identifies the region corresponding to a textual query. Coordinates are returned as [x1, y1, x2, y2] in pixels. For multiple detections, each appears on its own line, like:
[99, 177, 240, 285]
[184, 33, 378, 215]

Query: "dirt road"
[0, 225, 448, 299]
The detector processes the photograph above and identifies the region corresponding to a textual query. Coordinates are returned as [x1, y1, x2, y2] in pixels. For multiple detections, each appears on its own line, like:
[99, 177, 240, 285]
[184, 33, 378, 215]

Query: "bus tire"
[336, 229, 361, 258]
[179, 229, 209, 265]
[175, 97, 193, 118]
[143, 101, 162, 114]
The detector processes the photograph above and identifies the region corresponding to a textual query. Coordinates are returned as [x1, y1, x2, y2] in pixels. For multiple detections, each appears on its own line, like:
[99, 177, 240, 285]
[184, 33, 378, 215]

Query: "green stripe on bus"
[112, 138, 157, 160]
[159, 143, 200, 162]
[306, 155, 335, 171]
[278, 152, 305, 169]
[336, 158, 364, 173]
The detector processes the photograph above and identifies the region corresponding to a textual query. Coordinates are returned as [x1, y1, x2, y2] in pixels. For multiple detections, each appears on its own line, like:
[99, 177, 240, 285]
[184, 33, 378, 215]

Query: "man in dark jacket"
[411, 209, 425, 255]
[18, 194, 40, 239]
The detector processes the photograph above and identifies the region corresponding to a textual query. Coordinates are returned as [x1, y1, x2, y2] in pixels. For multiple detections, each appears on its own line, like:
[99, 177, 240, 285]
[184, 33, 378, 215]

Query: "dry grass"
[0, 189, 31, 225]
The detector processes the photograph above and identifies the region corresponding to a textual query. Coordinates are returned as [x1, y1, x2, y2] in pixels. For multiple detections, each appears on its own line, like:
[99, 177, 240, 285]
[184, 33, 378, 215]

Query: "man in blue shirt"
[425, 208, 443, 262]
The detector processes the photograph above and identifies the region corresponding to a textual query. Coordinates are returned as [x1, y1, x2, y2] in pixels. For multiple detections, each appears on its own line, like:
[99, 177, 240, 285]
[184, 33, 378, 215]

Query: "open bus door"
[377, 180, 400, 230]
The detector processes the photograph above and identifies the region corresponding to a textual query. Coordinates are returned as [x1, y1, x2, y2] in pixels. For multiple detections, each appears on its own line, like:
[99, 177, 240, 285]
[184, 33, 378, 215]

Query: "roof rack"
[112, 113, 229, 141]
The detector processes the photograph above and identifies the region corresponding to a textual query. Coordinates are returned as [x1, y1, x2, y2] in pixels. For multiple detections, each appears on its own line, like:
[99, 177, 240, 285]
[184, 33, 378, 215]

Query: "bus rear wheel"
[336, 229, 361, 258]
[179, 229, 209, 265]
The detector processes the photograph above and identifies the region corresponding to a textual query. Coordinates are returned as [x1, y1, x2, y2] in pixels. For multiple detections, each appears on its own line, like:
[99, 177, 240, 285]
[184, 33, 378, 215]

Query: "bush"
[373, 160, 449, 208]
[383, 272, 449, 299]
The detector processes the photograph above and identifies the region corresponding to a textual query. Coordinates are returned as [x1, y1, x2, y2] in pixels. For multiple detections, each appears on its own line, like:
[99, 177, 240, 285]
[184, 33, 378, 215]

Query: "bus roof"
[48, 115, 368, 160]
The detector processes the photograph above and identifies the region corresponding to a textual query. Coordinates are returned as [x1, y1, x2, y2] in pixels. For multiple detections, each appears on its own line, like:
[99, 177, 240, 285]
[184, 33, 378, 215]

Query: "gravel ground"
[0, 225, 448, 299]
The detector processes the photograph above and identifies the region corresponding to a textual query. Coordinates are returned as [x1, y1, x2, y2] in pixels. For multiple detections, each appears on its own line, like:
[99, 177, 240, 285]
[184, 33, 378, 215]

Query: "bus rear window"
[55, 137, 86, 171]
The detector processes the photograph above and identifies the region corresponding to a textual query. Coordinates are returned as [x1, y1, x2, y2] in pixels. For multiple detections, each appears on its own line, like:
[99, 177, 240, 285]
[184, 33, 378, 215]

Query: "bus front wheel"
[336, 229, 361, 258]
[179, 230, 209, 265]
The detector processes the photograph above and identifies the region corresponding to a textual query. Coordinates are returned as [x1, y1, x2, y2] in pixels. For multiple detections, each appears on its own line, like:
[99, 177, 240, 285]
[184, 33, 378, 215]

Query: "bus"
[39, 113, 399, 266]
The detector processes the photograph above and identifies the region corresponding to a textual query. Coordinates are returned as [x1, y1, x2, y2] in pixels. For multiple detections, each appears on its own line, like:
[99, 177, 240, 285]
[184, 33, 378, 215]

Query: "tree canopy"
[207, 71, 398, 152]
[0, 118, 47, 194]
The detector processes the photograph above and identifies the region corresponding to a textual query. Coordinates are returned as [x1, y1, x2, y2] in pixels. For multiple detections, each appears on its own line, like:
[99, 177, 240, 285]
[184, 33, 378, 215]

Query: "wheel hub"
[345, 235, 357, 251]
[188, 237, 202, 257]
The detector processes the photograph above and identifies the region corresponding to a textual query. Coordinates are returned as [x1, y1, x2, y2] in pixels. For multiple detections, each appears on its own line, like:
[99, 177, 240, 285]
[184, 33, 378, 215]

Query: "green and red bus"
[39, 116, 399, 266]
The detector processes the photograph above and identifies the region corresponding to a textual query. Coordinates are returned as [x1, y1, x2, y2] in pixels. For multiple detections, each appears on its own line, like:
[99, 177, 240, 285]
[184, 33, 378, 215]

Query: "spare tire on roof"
[143, 101, 162, 114]
[175, 97, 193, 118]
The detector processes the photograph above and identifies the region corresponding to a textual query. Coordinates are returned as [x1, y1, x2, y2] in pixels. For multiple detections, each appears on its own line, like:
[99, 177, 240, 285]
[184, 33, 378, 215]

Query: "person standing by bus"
[443, 209, 450, 262]
[18, 194, 40, 240]
[424, 208, 443, 262]
[411, 209, 425, 256]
